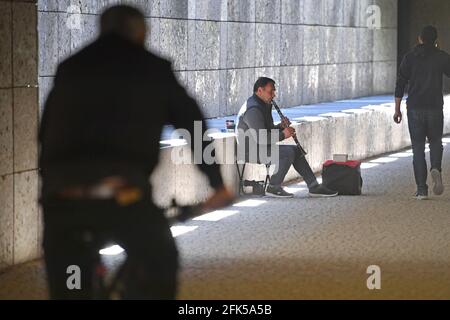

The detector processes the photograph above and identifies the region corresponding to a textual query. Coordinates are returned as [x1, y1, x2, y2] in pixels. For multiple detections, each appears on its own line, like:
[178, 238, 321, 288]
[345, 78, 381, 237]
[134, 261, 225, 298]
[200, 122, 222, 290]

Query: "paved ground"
[1, 138, 449, 300]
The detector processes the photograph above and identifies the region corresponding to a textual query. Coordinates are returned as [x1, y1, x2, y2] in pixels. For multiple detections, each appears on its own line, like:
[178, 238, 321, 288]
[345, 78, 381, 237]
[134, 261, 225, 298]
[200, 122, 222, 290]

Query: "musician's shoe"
[265, 185, 294, 198]
[308, 184, 338, 197]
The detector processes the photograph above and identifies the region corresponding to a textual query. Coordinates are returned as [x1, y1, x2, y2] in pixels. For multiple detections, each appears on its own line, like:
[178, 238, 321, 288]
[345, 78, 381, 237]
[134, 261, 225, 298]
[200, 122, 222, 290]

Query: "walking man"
[394, 26, 450, 199]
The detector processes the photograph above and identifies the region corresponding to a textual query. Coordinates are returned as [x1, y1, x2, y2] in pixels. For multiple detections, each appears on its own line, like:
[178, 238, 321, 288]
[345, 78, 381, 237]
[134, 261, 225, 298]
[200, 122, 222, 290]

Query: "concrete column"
[0, 0, 40, 271]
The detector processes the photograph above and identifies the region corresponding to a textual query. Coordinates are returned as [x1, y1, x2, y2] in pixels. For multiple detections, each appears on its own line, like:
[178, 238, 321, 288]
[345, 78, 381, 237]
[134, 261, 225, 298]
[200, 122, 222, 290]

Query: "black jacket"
[236, 94, 284, 144]
[235, 94, 284, 162]
[395, 44, 450, 110]
[39, 34, 223, 199]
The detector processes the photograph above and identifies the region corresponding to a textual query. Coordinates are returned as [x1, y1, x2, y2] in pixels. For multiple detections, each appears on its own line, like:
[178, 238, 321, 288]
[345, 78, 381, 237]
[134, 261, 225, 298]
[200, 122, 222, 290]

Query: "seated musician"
[235, 77, 338, 198]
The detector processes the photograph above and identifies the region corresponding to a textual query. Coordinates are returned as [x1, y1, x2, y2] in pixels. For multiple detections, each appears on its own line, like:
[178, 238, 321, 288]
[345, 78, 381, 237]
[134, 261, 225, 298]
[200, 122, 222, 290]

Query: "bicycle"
[81, 199, 202, 300]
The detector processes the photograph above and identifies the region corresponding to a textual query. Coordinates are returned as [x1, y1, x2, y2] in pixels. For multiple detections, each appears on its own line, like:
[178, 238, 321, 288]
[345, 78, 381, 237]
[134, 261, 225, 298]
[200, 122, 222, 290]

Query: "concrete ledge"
[151, 95, 450, 207]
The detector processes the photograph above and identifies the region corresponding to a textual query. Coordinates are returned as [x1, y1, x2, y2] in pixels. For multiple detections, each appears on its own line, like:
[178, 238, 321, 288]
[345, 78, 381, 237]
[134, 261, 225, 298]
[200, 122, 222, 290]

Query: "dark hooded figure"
[39, 5, 233, 299]
[394, 25, 450, 199]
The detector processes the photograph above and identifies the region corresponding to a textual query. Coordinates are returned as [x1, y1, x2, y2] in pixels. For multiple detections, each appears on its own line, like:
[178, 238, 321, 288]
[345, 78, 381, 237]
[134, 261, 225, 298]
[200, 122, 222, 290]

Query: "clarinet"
[271, 100, 308, 157]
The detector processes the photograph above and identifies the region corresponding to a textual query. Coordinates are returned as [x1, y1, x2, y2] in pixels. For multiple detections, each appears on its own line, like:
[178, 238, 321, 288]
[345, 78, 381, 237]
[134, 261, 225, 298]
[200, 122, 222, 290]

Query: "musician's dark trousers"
[270, 145, 318, 188]
[42, 197, 178, 299]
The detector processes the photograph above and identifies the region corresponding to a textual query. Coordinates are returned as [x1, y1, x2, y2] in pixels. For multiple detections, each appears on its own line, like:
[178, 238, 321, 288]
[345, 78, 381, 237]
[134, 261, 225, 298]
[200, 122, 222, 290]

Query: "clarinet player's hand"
[281, 116, 291, 128]
[283, 127, 296, 139]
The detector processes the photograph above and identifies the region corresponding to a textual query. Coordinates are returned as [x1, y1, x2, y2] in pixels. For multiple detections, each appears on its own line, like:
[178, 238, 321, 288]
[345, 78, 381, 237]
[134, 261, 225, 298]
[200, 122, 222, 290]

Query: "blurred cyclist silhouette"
[39, 5, 233, 299]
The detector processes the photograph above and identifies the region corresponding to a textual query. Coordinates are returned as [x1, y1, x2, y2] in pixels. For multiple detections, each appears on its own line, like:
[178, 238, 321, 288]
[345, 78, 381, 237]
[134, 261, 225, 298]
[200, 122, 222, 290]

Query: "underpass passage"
[1, 139, 450, 299]
[175, 139, 450, 300]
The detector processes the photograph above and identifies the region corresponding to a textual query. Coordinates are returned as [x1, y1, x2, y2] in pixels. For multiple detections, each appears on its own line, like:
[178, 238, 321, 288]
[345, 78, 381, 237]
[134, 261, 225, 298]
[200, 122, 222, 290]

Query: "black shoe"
[266, 185, 294, 198]
[308, 184, 338, 197]
[413, 191, 428, 200]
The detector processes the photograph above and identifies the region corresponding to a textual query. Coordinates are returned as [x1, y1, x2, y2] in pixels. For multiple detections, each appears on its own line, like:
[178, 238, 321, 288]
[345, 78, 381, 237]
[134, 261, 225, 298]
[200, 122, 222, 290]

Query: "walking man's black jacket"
[395, 44, 450, 110]
[39, 34, 223, 200]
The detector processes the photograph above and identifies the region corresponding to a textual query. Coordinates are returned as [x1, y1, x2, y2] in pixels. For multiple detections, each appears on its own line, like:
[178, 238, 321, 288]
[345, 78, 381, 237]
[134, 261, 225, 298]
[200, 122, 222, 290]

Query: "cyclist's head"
[419, 25, 438, 47]
[100, 5, 146, 46]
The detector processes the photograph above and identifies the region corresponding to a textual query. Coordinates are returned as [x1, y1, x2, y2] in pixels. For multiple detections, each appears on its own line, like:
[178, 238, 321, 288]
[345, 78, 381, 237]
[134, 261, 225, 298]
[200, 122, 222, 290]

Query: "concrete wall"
[0, 0, 41, 271]
[37, 0, 398, 119]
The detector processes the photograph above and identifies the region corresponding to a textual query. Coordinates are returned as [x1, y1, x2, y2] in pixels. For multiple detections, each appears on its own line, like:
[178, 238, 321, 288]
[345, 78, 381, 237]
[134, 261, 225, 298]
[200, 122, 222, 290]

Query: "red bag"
[322, 160, 363, 195]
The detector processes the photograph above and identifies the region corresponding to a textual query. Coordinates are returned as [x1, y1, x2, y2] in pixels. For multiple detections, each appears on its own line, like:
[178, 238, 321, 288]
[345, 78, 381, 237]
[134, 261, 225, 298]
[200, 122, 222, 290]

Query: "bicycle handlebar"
[166, 199, 203, 225]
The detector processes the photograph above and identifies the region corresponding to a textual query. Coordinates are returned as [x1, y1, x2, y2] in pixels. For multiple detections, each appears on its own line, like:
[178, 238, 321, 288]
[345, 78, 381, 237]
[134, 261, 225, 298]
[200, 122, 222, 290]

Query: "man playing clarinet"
[235, 77, 338, 198]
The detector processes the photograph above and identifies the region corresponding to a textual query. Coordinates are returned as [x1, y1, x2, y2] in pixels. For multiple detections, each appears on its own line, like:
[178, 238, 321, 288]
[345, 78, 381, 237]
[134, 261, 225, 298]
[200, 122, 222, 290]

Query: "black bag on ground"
[243, 180, 266, 195]
[322, 160, 363, 195]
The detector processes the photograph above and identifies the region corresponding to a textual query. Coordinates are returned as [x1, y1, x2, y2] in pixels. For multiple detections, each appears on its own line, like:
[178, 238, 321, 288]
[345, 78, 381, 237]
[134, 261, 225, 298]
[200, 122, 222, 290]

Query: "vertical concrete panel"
[77, 0, 99, 14]
[0, 1, 12, 88]
[119, 0, 159, 16]
[0, 89, 13, 176]
[347, 63, 359, 98]
[373, 28, 397, 61]
[159, 18, 188, 71]
[38, 12, 58, 76]
[0, 174, 14, 270]
[357, 0, 375, 28]
[281, 0, 301, 24]
[192, 20, 220, 70]
[218, 21, 228, 69]
[14, 170, 39, 265]
[13, 88, 38, 172]
[322, 0, 344, 26]
[373, 61, 396, 94]
[226, 22, 255, 68]
[360, 27, 374, 62]
[302, 65, 320, 104]
[145, 18, 160, 54]
[302, 25, 321, 65]
[13, 1, 38, 86]
[278, 66, 302, 108]
[57, 12, 72, 64]
[255, 23, 281, 67]
[188, 71, 220, 118]
[160, 0, 188, 19]
[226, 68, 253, 115]
[227, 0, 255, 22]
[342, 0, 359, 27]
[357, 62, 373, 97]
[280, 25, 302, 66]
[255, 0, 281, 23]
[218, 69, 228, 116]
[373, 0, 398, 28]
[38, 0, 60, 11]
[319, 64, 339, 102]
[322, 27, 340, 64]
[192, 0, 223, 20]
[301, 0, 322, 25]
[69, 14, 99, 55]
[38, 76, 53, 116]
[339, 64, 354, 99]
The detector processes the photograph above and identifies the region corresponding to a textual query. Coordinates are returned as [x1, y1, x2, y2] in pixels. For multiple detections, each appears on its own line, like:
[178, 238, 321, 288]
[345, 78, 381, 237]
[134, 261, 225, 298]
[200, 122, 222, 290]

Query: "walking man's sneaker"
[266, 185, 294, 198]
[308, 184, 338, 197]
[414, 191, 429, 200]
[430, 168, 444, 195]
